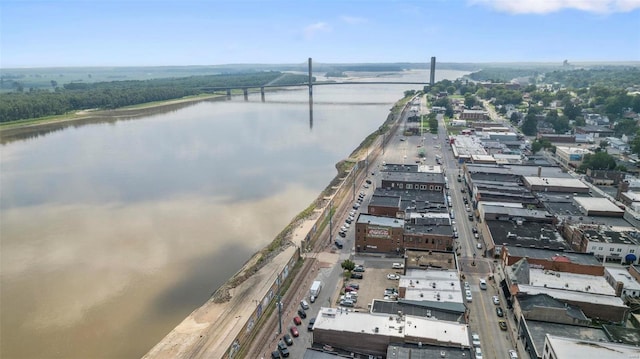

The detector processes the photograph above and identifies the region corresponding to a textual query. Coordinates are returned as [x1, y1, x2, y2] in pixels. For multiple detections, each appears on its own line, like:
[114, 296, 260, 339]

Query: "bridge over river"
[201, 57, 437, 101]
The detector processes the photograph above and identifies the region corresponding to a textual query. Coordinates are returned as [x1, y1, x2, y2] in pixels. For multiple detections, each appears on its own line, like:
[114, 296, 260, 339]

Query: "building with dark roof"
[380, 171, 445, 192]
[516, 293, 590, 326]
[518, 320, 611, 359]
[487, 219, 568, 256]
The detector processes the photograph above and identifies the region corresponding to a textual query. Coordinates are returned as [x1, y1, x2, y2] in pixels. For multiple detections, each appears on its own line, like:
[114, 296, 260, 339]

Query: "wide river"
[0, 70, 468, 358]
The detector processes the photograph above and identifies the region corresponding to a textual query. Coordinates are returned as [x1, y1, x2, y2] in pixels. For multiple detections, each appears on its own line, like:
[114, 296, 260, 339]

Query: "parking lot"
[337, 257, 405, 311]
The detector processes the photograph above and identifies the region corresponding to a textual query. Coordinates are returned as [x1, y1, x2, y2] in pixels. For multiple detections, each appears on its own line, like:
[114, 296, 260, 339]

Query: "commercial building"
[604, 267, 640, 301]
[561, 223, 640, 264]
[460, 109, 487, 121]
[541, 334, 640, 359]
[355, 214, 404, 254]
[554, 146, 592, 168]
[503, 259, 628, 324]
[311, 307, 471, 357]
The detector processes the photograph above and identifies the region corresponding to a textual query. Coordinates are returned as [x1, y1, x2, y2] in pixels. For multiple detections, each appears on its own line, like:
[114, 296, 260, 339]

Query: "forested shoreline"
[0, 72, 308, 123]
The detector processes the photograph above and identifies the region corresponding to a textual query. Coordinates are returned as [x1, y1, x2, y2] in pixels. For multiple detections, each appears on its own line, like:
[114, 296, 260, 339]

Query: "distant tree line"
[468, 68, 541, 82]
[0, 72, 308, 123]
[543, 67, 640, 90]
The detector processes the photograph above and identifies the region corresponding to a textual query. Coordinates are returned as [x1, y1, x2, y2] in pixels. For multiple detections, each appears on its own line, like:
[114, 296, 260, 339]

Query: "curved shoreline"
[0, 94, 225, 144]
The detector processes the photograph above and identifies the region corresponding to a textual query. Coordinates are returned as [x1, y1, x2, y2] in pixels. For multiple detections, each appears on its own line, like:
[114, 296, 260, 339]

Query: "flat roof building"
[523, 176, 590, 193]
[542, 334, 640, 359]
[312, 307, 471, 357]
[574, 197, 625, 217]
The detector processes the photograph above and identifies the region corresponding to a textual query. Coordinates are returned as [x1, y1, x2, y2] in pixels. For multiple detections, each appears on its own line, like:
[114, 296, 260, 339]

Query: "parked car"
[283, 334, 293, 345]
[392, 263, 404, 269]
[348, 283, 360, 290]
[297, 308, 307, 319]
[465, 290, 472, 302]
[499, 321, 508, 331]
[353, 265, 365, 272]
[464, 281, 470, 290]
[387, 273, 400, 280]
[508, 349, 519, 359]
[307, 317, 316, 331]
[351, 272, 363, 279]
[293, 316, 302, 325]
[492, 296, 500, 305]
[352, 203, 360, 210]
[345, 218, 352, 224]
[300, 300, 309, 310]
[474, 347, 483, 359]
[345, 286, 356, 292]
[277, 340, 290, 357]
[339, 299, 354, 307]
[338, 231, 346, 238]
[471, 333, 481, 346]
[496, 307, 504, 317]
[271, 350, 282, 359]
[290, 326, 299, 337]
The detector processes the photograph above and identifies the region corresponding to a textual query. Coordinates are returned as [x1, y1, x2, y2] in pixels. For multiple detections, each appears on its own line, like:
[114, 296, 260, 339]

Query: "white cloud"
[469, 0, 640, 14]
[340, 15, 367, 24]
[303, 22, 331, 39]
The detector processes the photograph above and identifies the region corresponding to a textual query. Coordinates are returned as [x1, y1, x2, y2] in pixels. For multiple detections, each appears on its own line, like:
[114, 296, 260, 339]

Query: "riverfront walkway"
[142, 214, 322, 359]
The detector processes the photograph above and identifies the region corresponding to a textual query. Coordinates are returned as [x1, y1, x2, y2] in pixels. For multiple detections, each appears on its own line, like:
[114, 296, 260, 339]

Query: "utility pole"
[328, 200, 333, 244]
[277, 277, 282, 334]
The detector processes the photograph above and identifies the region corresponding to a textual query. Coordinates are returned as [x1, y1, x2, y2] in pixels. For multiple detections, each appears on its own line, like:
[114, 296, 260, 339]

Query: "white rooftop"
[400, 270, 463, 304]
[546, 334, 640, 359]
[313, 307, 470, 347]
[403, 316, 470, 347]
[574, 197, 625, 213]
[622, 191, 640, 202]
[524, 176, 590, 189]
[556, 146, 593, 155]
[518, 285, 626, 307]
[418, 165, 443, 173]
[528, 268, 615, 295]
[605, 267, 640, 291]
[406, 212, 450, 220]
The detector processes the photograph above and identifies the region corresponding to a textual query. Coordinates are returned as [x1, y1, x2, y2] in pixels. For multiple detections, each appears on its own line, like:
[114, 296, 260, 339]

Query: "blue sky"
[2, 0, 639, 67]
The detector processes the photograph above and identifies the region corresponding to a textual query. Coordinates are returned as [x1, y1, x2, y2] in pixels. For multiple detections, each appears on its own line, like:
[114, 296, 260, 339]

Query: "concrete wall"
[313, 328, 391, 357]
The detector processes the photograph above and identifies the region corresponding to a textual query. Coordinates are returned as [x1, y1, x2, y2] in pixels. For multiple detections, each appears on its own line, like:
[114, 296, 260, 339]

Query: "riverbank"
[0, 94, 224, 144]
[142, 94, 412, 358]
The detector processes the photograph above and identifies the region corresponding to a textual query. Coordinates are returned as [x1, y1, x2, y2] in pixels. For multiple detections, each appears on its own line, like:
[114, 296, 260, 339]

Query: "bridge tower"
[308, 57, 313, 98]
[430, 57, 436, 86]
